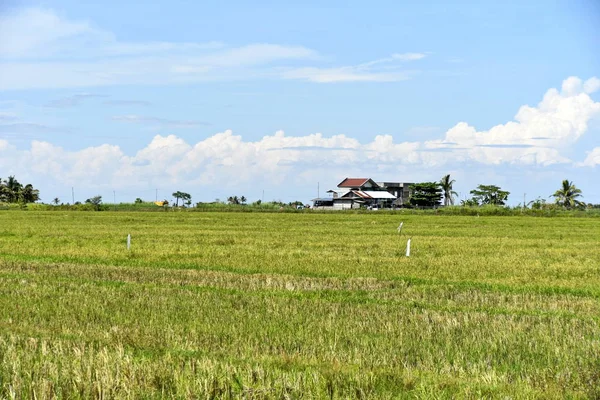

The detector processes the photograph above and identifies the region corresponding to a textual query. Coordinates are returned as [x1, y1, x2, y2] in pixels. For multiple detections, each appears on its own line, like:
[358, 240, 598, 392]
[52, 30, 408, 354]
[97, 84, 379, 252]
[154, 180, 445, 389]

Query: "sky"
[0, 0, 599, 205]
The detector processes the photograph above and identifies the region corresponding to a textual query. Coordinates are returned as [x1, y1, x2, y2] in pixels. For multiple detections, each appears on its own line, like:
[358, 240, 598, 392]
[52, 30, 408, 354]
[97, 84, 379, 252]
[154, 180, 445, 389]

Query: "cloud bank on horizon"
[0, 6, 599, 202]
[1, 77, 599, 191]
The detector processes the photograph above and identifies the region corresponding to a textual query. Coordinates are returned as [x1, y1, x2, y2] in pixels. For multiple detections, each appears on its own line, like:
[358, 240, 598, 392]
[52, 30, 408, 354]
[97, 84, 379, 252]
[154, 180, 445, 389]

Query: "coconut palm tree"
[440, 174, 458, 206]
[5, 176, 22, 203]
[552, 180, 583, 209]
[19, 184, 40, 203]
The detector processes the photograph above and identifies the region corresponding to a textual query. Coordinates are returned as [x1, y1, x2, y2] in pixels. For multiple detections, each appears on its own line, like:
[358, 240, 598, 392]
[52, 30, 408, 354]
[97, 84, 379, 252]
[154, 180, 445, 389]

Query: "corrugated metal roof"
[341, 190, 397, 199]
[340, 191, 364, 199]
[362, 191, 396, 199]
[353, 191, 371, 199]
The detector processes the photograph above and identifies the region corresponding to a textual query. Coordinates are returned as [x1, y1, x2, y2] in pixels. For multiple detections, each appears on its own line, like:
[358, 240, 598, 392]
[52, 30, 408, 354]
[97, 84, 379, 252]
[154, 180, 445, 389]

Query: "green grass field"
[1, 211, 599, 398]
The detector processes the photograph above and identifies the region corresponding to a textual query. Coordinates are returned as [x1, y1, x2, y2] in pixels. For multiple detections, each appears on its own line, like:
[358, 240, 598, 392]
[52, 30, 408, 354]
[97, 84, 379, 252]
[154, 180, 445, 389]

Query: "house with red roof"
[313, 178, 413, 210]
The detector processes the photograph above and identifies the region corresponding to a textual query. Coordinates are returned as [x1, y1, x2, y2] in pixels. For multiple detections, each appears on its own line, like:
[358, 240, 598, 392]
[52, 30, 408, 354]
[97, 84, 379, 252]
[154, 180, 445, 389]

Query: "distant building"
[376, 182, 413, 206]
[312, 178, 413, 210]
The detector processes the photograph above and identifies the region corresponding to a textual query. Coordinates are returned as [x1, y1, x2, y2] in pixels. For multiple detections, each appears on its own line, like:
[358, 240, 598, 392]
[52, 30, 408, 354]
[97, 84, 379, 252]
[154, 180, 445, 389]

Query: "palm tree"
[552, 180, 583, 209]
[440, 174, 458, 206]
[5, 176, 22, 203]
[18, 184, 39, 203]
[53, 197, 60, 205]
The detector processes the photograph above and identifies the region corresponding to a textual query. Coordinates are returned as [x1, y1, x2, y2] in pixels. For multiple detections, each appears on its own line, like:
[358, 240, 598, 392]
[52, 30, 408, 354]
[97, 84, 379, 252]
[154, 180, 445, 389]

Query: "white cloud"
[0, 8, 223, 60]
[0, 8, 318, 90]
[111, 115, 209, 128]
[0, 139, 12, 151]
[424, 76, 600, 165]
[0, 8, 101, 59]
[45, 93, 106, 108]
[0, 46, 319, 90]
[282, 67, 412, 83]
[392, 52, 427, 61]
[1, 77, 598, 200]
[0, 9, 424, 89]
[583, 77, 600, 94]
[282, 52, 425, 83]
[579, 147, 600, 167]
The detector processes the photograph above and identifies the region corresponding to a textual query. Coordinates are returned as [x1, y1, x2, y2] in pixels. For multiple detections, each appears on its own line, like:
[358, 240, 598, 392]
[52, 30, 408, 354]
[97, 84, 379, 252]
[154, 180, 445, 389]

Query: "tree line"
[0, 176, 40, 204]
[408, 176, 586, 209]
[0, 174, 591, 210]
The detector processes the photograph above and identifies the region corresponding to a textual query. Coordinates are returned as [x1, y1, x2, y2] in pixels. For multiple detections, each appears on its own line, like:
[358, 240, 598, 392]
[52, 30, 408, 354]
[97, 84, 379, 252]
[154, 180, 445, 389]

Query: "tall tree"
[409, 182, 443, 207]
[470, 185, 509, 206]
[0, 178, 7, 202]
[227, 196, 240, 205]
[172, 191, 183, 206]
[552, 180, 583, 209]
[180, 192, 191, 207]
[0, 176, 40, 204]
[85, 195, 103, 211]
[5, 176, 22, 203]
[440, 174, 458, 206]
[172, 191, 191, 207]
[19, 184, 40, 203]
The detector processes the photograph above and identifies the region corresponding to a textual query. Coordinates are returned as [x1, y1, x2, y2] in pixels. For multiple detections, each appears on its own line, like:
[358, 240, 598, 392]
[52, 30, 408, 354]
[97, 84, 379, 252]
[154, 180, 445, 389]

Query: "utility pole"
[318, 182, 320, 199]
[72, 187, 74, 204]
[524, 193, 526, 209]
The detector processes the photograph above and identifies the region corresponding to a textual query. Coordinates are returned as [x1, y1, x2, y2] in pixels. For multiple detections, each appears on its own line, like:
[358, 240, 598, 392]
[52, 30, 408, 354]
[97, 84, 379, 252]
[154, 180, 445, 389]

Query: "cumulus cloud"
[579, 147, 600, 167]
[424, 76, 600, 165]
[583, 77, 600, 94]
[0, 77, 598, 196]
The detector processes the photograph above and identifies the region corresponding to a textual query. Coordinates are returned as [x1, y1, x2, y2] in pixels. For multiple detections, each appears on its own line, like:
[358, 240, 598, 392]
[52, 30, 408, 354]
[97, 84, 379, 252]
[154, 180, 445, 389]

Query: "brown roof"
[337, 178, 370, 188]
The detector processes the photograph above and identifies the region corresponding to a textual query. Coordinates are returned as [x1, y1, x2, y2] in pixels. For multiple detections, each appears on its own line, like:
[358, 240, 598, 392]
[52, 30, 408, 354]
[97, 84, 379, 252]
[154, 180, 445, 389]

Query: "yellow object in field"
[155, 201, 167, 206]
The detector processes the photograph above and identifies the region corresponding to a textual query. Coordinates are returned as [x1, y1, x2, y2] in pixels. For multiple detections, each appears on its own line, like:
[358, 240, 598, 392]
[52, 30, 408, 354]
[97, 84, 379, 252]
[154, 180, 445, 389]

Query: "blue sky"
[0, 0, 599, 205]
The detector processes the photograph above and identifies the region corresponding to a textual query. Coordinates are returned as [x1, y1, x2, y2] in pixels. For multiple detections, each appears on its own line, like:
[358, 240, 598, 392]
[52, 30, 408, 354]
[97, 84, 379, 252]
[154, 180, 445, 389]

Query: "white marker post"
[397, 222, 404, 234]
[406, 238, 411, 257]
[127, 234, 131, 251]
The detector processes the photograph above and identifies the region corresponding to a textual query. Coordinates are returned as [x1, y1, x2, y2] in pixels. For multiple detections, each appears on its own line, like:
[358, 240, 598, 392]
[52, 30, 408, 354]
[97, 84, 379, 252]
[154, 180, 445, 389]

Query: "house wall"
[377, 182, 413, 205]
[332, 200, 355, 210]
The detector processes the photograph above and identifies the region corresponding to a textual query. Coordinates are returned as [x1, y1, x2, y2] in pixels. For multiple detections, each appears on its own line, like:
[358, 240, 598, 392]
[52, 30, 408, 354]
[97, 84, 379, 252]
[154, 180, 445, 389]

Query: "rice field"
[0, 211, 599, 399]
